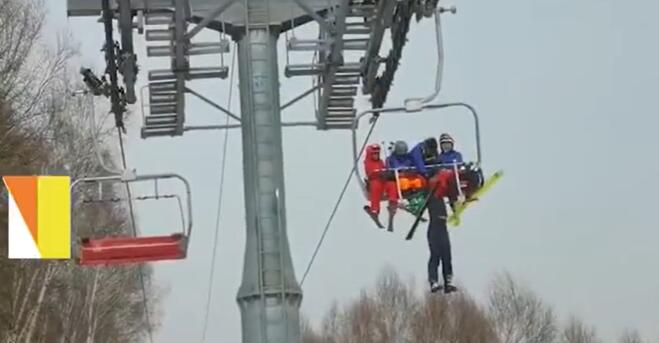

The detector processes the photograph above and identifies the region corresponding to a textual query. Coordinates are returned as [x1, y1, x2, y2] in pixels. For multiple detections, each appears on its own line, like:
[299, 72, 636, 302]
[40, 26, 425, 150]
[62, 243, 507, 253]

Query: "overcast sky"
[47, 0, 659, 342]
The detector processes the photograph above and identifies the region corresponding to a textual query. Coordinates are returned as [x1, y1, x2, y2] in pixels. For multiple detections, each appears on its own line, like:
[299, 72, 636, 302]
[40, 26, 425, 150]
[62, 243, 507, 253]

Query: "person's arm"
[410, 149, 427, 176]
[364, 160, 377, 179]
[455, 151, 463, 164]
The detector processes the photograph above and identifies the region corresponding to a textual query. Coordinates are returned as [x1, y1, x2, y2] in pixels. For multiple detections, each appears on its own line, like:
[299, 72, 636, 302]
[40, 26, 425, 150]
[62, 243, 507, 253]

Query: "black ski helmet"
[423, 137, 438, 151]
[422, 138, 437, 161]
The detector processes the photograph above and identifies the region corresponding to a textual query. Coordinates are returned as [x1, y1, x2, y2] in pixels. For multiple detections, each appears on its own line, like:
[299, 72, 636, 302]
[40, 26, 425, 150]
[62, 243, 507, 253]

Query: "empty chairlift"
[71, 172, 192, 266]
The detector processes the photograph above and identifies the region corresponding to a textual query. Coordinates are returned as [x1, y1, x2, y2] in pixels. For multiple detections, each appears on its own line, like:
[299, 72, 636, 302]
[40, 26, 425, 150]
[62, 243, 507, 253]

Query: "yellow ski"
[448, 170, 504, 227]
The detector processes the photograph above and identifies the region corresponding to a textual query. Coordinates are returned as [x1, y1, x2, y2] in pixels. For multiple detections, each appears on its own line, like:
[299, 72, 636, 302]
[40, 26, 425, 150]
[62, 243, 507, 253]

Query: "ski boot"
[363, 205, 384, 229]
[443, 275, 458, 294]
[430, 280, 442, 293]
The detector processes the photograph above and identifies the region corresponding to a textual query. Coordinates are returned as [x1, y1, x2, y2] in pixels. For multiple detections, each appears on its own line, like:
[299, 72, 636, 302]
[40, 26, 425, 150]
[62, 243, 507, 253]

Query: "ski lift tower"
[66, 0, 451, 341]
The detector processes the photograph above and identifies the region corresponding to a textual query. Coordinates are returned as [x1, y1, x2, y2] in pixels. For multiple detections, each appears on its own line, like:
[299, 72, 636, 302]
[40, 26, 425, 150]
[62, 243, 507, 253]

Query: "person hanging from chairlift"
[422, 154, 486, 294]
[363, 144, 398, 230]
[424, 168, 459, 294]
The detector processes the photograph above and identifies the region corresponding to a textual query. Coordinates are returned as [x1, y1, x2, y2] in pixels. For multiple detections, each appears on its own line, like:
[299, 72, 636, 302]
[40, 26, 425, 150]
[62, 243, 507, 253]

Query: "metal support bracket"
[185, 87, 241, 122]
[184, 0, 240, 40]
[292, 0, 334, 34]
[280, 84, 321, 111]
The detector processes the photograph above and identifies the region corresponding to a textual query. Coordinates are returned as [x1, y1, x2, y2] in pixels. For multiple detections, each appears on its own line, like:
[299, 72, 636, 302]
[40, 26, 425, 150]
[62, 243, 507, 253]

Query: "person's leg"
[384, 181, 398, 231]
[428, 195, 457, 292]
[426, 226, 441, 291]
[427, 196, 445, 292]
[368, 178, 383, 214]
[436, 221, 453, 284]
[385, 181, 398, 212]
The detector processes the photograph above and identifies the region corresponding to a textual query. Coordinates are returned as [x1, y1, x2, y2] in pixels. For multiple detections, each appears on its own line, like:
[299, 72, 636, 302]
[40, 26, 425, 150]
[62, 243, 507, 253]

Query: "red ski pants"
[368, 178, 398, 213]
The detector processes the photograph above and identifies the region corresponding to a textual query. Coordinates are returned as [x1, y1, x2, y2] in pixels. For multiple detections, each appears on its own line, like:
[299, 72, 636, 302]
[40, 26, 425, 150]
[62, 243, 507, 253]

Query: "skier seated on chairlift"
[363, 144, 398, 230]
[386, 140, 415, 170]
[409, 137, 441, 178]
[385, 140, 428, 213]
[386, 140, 426, 194]
[438, 133, 463, 167]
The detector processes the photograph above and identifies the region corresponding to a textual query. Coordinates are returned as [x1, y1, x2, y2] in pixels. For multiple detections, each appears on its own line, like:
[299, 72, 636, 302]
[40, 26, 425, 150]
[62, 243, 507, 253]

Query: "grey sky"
[47, 0, 659, 341]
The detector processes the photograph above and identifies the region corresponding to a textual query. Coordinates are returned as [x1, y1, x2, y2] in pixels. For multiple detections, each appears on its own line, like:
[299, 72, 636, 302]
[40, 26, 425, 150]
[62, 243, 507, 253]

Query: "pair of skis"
[404, 170, 504, 240]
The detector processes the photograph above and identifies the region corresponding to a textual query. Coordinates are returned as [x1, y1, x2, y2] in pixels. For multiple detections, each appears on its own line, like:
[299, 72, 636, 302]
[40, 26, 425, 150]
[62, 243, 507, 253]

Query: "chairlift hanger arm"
[404, 6, 454, 108]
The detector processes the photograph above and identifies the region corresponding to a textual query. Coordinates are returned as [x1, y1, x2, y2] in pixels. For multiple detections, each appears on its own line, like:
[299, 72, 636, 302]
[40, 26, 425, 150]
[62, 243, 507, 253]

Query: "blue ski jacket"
[410, 142, 438, 177]
[438, 150, 463, 166]
[386, 154, 415, 170]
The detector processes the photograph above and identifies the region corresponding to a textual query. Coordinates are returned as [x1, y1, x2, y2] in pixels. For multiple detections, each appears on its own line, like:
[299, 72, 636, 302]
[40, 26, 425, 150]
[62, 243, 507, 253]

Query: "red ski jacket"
[428, 169, 458, 198]
[364, 145, 385, 180]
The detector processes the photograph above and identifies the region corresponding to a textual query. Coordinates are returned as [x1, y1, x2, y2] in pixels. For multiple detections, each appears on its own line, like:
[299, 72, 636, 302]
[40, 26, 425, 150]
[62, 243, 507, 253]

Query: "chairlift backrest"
[71, 172, 192, 238]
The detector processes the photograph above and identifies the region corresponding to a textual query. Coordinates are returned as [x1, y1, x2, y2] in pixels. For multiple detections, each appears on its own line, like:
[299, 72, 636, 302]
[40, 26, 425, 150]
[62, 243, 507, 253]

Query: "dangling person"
[425, 168, 462, 294]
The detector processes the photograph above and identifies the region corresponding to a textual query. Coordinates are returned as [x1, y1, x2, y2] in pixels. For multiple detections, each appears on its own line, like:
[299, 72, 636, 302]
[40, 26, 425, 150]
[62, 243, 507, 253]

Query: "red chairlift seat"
[78, 233, 188, 266]
[71, 173, 193, 266]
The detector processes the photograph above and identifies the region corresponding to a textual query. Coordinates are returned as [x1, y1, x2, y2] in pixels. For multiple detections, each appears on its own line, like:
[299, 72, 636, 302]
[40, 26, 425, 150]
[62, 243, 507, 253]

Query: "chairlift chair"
[71, 172, 192, 266]
[353, 103, 501, 222]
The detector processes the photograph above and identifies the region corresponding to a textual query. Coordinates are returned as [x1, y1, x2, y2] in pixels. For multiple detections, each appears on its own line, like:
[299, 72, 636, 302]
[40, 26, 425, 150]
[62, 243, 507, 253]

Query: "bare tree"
[304, 268, 497, 343]
[0, 2, 161, 340]
[370, 267, 417, 342]
[319, 301, 341, 343]
[619, 329, 645, 343]
[487, 271, 558, 343]
[301, 314, 324, 343]
[560, 316, 601, 343]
